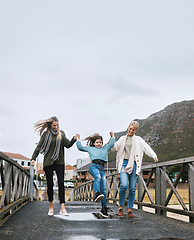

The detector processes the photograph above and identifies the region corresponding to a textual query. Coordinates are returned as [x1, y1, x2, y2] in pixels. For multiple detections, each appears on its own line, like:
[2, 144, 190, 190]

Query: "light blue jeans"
[89, 163, 107, 207]
[119, 159, 137, 209]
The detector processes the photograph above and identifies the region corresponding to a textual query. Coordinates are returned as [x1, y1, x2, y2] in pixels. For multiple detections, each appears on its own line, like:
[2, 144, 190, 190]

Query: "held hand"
[154, 157, 158, 163]
[74, 134, 80, 141]
[110, 131, 114, 137]
[31, 160, 35, 166]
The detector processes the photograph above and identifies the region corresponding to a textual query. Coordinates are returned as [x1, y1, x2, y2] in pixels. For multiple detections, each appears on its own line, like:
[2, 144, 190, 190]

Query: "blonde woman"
[31, 116, 79, 216]
[111, 121, 158, 218]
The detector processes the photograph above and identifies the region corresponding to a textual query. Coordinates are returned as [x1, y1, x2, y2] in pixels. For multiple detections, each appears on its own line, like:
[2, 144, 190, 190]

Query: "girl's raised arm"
[76, 139, 89, 152]
[104, 132, 115, 150]
[110, 131, 114, 138]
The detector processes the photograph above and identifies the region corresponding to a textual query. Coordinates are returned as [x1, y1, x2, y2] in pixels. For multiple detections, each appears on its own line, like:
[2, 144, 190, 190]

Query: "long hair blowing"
[34, 116, 62, 140]
[85, 133, 103, 147]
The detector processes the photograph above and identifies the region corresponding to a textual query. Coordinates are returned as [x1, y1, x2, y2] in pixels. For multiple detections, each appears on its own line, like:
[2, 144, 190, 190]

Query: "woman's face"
[51, 121, 59, 132]
[127, 125, 137, 137]
[94, 138, 103, 148]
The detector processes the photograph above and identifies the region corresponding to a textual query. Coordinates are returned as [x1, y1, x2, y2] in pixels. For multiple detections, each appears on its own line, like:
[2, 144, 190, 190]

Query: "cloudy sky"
[1, 0, 194, 165]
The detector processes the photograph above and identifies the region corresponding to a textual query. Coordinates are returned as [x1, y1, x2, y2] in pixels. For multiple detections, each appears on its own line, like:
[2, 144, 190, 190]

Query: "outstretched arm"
[104, 132, 115, 150]
[63, 136, 77, 148]
[142, 139, 158, 163]
[62, 131, 79, 148]
[76, 139, 89, 152]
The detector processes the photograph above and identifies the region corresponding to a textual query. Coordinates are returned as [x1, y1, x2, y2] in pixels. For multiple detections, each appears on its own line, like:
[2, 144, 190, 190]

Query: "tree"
[167, 164, 188, 182]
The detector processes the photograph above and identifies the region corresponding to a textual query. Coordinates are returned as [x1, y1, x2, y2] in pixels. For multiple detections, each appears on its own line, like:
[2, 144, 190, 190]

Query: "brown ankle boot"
[128, 210, 135, 218]
[118, 208, 123, 216]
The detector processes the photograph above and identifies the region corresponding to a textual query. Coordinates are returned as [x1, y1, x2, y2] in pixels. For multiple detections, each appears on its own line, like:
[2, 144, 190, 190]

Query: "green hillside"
[109, 100, 194, 162]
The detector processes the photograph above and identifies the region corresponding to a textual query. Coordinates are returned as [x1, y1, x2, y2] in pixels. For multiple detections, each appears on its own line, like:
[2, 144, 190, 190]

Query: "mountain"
[109, 100, 194, 162]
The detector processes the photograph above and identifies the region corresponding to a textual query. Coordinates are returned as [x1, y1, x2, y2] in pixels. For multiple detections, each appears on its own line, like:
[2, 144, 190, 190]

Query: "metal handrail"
[0, 151, 38, 226]
[71, 156, 194, 223]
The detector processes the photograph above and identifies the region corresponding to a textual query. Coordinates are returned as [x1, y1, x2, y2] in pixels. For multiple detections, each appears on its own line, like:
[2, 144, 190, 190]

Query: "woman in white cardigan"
[111, 121, 158, 218]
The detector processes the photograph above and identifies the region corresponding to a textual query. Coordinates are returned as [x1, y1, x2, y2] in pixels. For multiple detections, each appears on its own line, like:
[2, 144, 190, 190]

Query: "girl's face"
[127, 125, 137, 137]
[94, 138, 103, 148]
[51, 121, 59, 132]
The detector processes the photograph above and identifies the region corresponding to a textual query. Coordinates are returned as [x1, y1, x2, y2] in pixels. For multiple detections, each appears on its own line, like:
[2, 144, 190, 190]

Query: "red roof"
[65, 164, 76, 170]
[2, 152, 30, 161]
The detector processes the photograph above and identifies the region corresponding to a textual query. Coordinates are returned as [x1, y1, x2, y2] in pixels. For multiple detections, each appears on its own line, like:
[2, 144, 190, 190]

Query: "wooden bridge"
[0, 151, 194, 239]
[0, 151, 38, 226]
[71, 156, 194, 223]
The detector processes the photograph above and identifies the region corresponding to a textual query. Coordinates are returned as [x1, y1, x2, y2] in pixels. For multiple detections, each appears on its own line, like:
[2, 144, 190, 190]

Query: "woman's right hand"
[31, 160, 35, 166]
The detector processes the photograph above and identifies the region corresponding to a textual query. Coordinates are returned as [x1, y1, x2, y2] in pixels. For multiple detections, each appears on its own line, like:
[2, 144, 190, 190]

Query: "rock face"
[114, 100, 194, 162]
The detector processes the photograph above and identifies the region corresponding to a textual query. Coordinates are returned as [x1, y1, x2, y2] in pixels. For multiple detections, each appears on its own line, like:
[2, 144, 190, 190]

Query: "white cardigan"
[111, 135, 157, 175]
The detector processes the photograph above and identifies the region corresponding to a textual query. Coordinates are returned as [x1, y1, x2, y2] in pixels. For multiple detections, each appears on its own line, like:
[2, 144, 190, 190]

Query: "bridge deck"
[0, 201, 194, 240]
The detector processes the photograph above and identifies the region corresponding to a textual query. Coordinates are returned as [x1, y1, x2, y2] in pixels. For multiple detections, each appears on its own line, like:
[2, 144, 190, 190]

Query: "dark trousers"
[44, 163, 65, 204]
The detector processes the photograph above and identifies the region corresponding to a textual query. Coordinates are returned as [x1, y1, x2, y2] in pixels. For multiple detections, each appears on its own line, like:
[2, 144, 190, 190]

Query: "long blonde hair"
[34, 116, 62, 140]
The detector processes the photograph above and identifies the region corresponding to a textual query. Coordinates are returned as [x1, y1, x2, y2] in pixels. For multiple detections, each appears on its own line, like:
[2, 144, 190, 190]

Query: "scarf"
[40, 129, 61, 161]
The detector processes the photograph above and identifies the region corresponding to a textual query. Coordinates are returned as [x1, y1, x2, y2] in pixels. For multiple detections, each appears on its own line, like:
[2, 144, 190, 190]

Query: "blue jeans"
[119, 159, 137, 209]
[89, 163, 107, 208]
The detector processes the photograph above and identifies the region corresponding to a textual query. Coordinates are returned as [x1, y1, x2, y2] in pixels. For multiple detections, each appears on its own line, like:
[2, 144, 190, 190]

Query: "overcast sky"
[1, 0, 194, 165]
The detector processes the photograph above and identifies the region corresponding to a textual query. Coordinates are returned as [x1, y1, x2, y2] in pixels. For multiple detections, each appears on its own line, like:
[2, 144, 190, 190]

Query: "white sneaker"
[48, 208, 54, 216]
[59, 208, 69, 216]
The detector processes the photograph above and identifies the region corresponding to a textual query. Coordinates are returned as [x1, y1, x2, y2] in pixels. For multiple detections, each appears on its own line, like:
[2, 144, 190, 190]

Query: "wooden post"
[113, 175, 118, 205]
[0, 162, 12, 207]
[155, 166, 166, 216]
[155, 167, 161, 215]
[137, 171, 143, 210]
[44, 186, 47, 201]
[188, 162, 194, 223]
[69, 189, 74, 201]
[161, 167, 166, 217]
[106, 176, 110, 204]
[29, 165, 34, 201]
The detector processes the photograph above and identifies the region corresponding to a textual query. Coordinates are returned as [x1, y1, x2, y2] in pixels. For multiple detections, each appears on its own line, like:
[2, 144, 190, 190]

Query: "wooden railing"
[0, 151, 38, 226]
[71, 156, 194, 223]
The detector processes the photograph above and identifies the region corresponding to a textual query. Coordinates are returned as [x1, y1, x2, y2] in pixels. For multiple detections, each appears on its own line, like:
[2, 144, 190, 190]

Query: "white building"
[76, 157, 91, 169]
[2, 152, 31, 170]
[65, 164, 76, 181]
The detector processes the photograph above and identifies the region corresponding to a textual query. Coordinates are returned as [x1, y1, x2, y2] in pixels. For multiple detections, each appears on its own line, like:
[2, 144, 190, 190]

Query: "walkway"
[0, 200, 194, 240]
